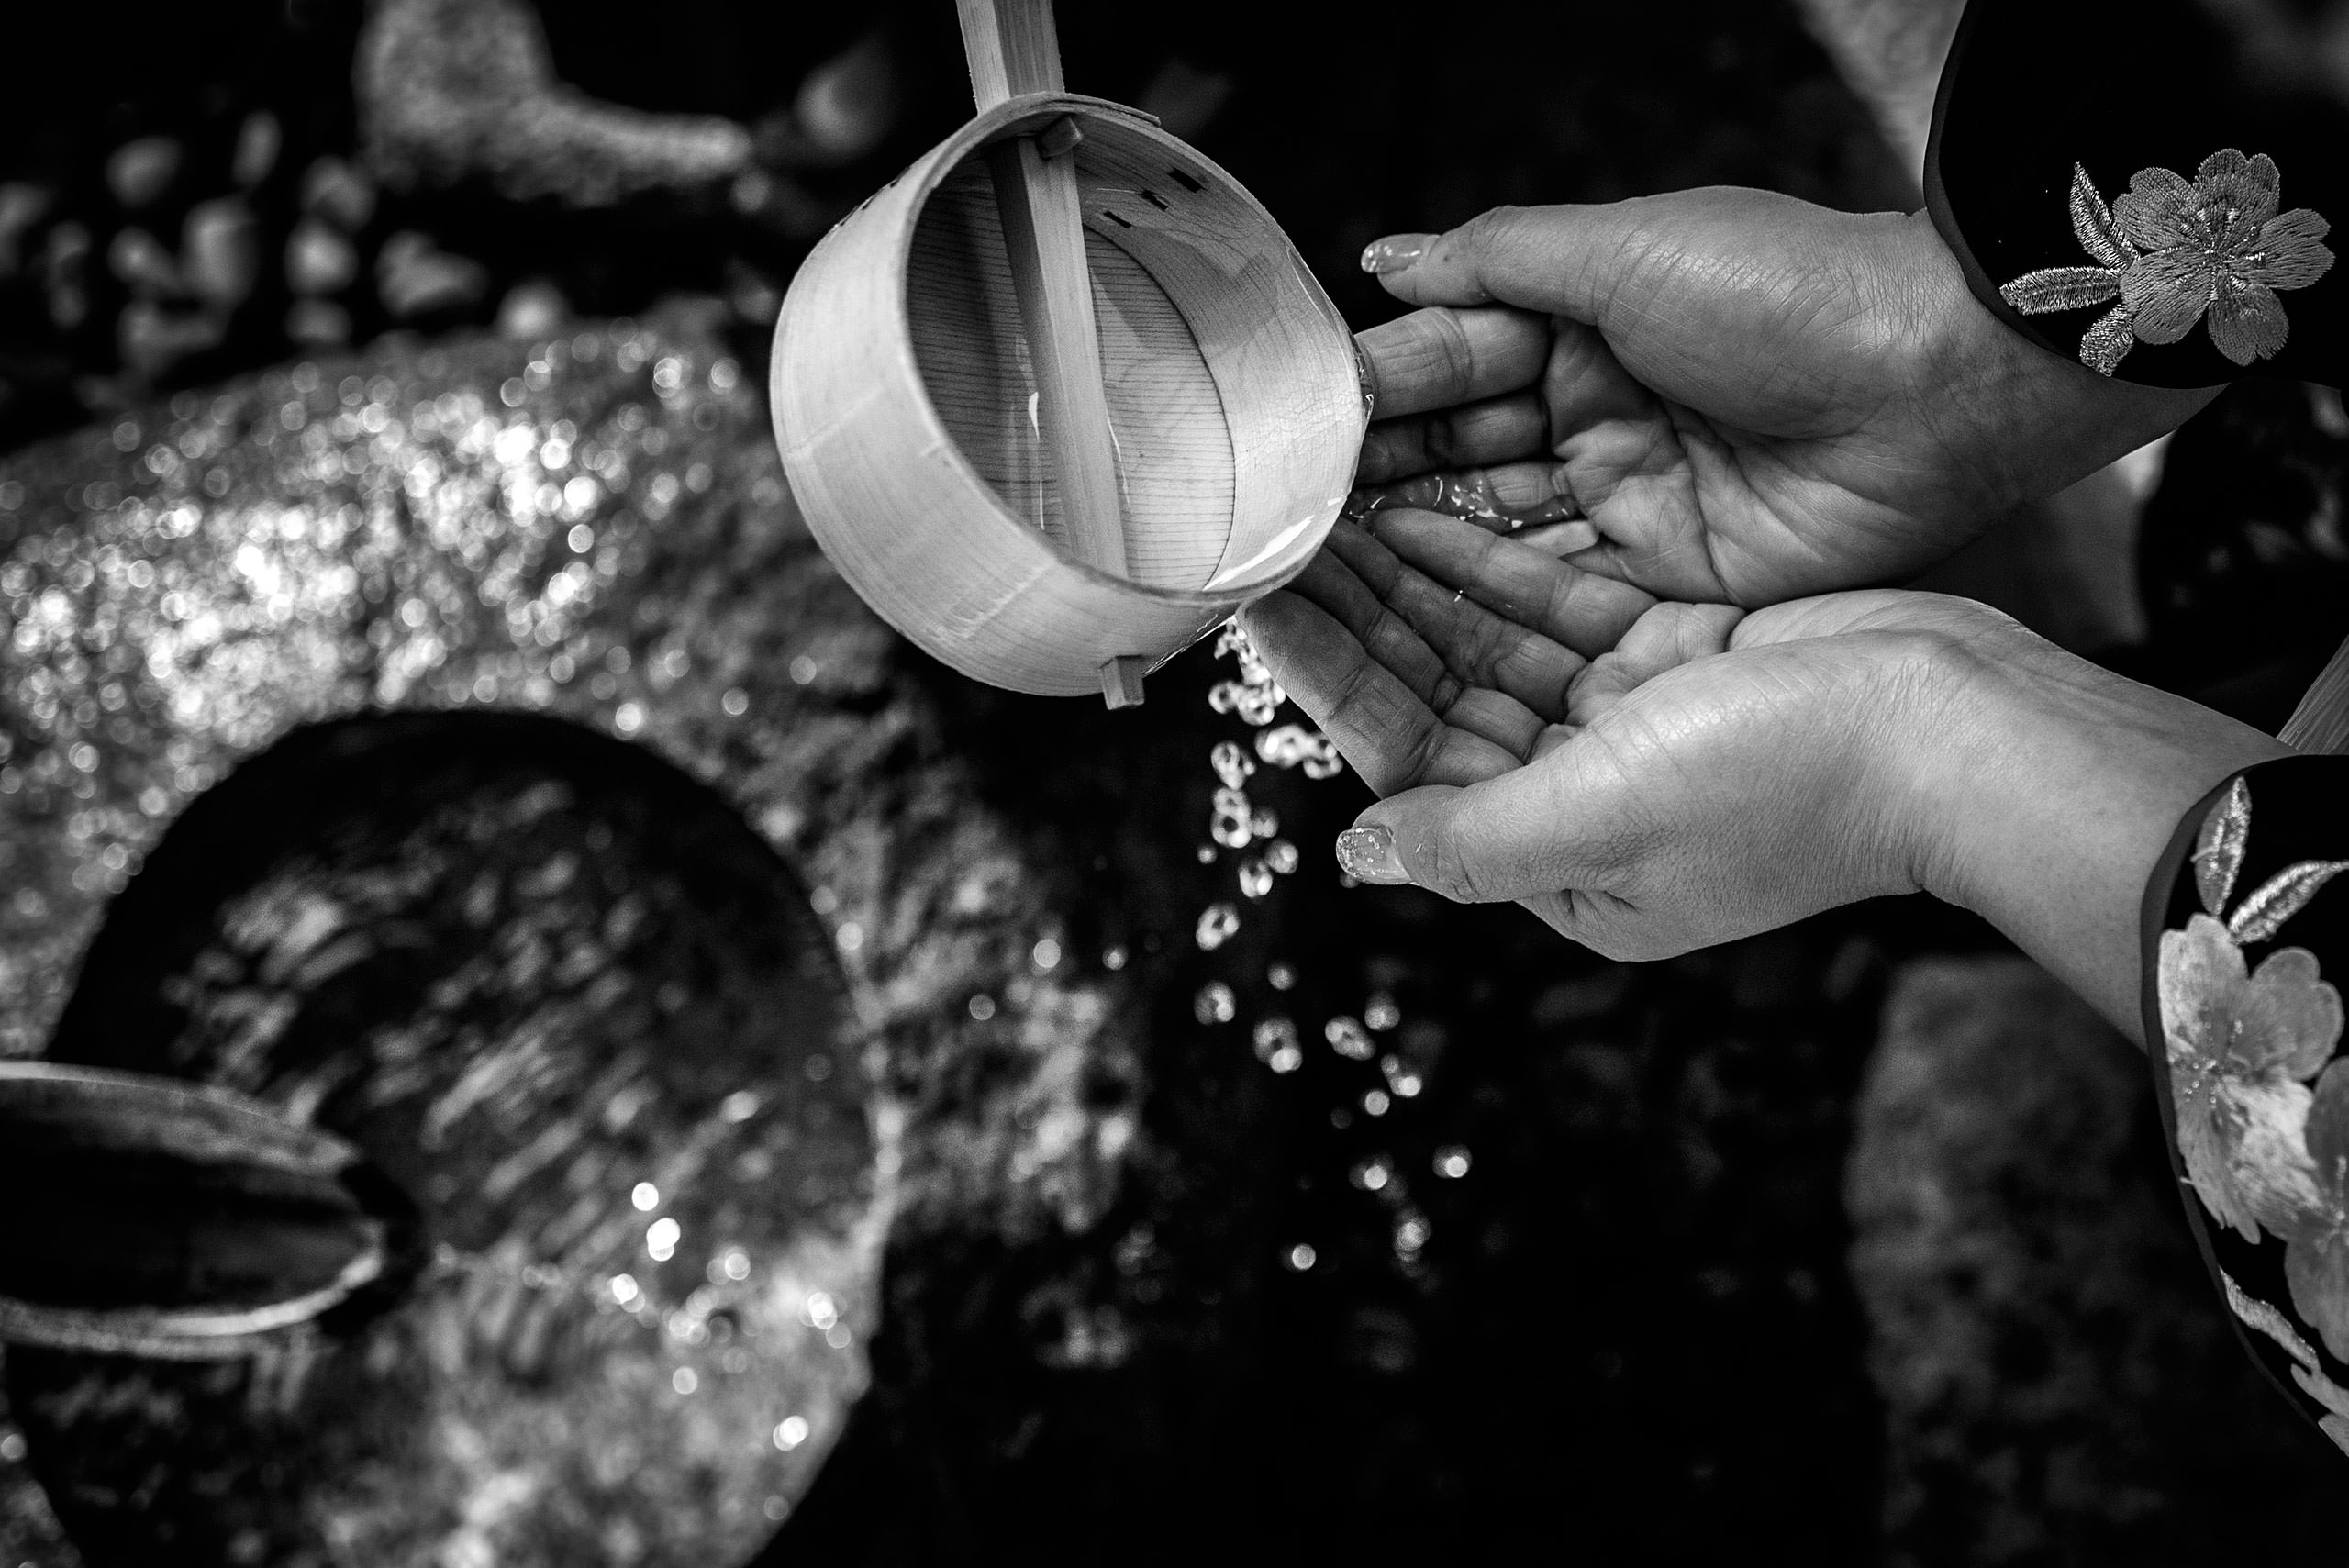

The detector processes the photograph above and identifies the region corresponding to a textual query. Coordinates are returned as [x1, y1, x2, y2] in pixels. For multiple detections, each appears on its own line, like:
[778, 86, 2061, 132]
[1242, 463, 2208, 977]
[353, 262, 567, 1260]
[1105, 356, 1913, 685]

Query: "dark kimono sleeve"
[2143, 758, 2349, 1453]
[1925, 0, 2348, 389]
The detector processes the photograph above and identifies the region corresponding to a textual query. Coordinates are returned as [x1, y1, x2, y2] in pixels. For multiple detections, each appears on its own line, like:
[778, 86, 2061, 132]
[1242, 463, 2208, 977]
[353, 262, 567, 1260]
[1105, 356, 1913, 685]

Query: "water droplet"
[1433, 1145, 1472, 1179]
[609, 1273, 640, 1305]
[1364, 991, 1401, 1031]
[631, 1182, 662, 1211]
[1395, 1213, 1430, 1256]
[968, 993, 996, 1021]
[1194, 981, 1237, 1024]
[1286, 1242, 1317, 1272]
[1210, 621, 1286, 725]
[1352, 1158, 1391, 1192]
[1210, 786, 1255, 849]
[1103, 944, 1129, 971]
[1196, 903, 1240, 951]
[774, 1415, 811, 1450]
[673, 1367, 699, 1395]
[1255, 723, 1343, 777]
[1381, 1055, 1425, 1098]
[1253, 1016, 1298, 1062]
[1267, 962, 1297, 991]
[1197, 843, 1218, 863]
[1209, 739, 1255, 790]
[1325, 1015, 1374, 1059]
[1032, 937, 1063, 970]
[1363, 1088, 1392, 1116]
[1264, 840, 1300, 875]
[1237, 858, 1274, 899]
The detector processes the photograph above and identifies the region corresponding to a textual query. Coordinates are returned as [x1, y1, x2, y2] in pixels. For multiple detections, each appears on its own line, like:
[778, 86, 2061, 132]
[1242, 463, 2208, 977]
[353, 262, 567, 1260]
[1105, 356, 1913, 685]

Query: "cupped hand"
[1241, 509, 1984, 957]
[1241, 507, 2289, 1030]
[1350, 191, 2220, 605]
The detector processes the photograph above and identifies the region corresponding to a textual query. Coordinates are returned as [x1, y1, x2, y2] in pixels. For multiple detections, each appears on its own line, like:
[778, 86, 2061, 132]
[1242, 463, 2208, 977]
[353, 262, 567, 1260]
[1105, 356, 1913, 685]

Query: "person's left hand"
[1239, 509, 2287, 1028]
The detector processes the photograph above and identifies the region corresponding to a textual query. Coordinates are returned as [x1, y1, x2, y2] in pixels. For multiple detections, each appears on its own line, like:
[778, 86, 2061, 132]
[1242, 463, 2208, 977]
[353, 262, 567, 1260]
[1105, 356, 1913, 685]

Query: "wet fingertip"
[1360, 234, 1432, 275]
[1335, 824, 1408, 884]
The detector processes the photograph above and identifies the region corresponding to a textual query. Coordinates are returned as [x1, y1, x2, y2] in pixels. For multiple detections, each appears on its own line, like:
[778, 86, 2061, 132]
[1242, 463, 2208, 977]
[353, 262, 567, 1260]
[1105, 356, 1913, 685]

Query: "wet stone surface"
[0, 314, 1149, 1562]
[16, 714, 874, 1566]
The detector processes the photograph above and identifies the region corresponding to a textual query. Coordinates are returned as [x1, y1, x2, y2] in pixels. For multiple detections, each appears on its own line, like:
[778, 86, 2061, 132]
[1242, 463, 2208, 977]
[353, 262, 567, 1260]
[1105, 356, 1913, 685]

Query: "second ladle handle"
[953, 0, 1146, 708]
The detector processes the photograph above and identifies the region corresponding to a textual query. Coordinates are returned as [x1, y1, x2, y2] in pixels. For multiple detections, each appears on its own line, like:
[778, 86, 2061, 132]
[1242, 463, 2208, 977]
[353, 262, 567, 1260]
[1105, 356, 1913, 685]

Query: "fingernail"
[1336, 824, 1408, 884]
[1359, 235, 1431, 275]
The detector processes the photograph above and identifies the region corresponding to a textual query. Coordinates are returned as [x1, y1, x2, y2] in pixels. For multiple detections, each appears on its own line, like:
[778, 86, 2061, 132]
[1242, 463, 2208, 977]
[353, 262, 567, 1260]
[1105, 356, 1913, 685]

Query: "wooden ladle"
[771, 0, 1364, 707]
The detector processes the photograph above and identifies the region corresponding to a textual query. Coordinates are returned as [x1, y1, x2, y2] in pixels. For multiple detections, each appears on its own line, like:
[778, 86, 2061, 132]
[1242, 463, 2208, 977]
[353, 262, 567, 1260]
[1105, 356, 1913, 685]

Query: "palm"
[1354, 189, 2215, 605]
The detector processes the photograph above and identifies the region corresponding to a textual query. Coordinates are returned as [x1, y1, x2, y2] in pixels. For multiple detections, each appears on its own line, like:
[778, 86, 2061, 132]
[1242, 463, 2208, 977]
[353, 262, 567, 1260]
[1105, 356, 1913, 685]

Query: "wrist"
[1893, 208, 2224, 514]
[1902, 625, 2291, 1036]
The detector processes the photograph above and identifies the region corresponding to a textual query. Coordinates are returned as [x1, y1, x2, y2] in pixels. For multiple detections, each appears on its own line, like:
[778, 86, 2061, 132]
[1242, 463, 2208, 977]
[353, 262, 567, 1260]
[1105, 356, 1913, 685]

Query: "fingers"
[1362, 205, 1653, 317]
[1354, 306, 1551, 420]
[1319, 519, 1586, 724]
[1566, 602, 1744, 724]
[1359, 508, 1655, 659]
[1357, 393, 1549, 483]
[1347, 464, 1585, 537]
[1238, 589, 1523, 797]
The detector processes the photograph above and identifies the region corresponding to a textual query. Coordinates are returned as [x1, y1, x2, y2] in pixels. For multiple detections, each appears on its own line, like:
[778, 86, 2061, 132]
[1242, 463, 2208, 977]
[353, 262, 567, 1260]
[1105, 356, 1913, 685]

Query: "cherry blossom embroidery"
[2162, 913, 2337, 1240]
[2000, 152, 2333, 375]
[2158, 779, 2348, 1243]
[2287, 1060, 2349, 1362]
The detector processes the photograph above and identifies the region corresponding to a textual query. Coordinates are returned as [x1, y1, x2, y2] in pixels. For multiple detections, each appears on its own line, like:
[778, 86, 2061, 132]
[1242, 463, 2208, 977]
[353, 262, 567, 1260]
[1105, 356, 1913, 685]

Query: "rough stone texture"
[357, 0, 752, 206]
[0, 312, 1143, 1562]
[1848, 955, 2342, 1565]
[12, 713, 875, 1568]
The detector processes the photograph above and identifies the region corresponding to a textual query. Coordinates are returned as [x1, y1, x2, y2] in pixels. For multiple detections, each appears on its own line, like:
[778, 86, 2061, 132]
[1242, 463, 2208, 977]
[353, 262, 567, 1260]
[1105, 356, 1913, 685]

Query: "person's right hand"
[1351, 192, 2221, 606]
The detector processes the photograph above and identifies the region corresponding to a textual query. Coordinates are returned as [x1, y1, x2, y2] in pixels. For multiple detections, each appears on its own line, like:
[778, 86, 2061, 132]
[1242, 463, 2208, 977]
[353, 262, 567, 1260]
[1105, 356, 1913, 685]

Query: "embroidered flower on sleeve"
[2162, 912, 2338, 1241]
[2286, 1061, 2349, 1361]
[2158, 778, 2349, 1243]
[2000, 152, 2332, 375]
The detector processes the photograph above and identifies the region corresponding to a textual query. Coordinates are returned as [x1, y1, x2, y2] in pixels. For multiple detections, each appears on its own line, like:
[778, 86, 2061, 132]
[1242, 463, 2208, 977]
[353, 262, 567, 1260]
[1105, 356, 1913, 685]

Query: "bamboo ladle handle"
[953, 0, 1148, 708]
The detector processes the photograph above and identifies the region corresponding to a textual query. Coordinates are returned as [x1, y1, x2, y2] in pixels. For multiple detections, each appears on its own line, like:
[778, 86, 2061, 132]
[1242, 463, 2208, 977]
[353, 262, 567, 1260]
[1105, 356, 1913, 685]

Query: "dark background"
[6, 1, 2349, 1562]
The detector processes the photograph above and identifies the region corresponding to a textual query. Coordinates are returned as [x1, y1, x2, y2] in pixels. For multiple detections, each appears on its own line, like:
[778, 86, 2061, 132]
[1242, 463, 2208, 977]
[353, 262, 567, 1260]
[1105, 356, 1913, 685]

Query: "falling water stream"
[1190, 619, 1472, 1281]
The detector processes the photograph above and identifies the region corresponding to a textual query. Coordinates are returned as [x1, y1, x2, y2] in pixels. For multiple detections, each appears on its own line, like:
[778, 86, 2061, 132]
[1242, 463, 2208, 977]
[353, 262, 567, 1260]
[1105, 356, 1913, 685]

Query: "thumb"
[1360, 201, 1676, 321]
[1359, 189, 1840, 331]
[1333, 760, 1638, 906]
